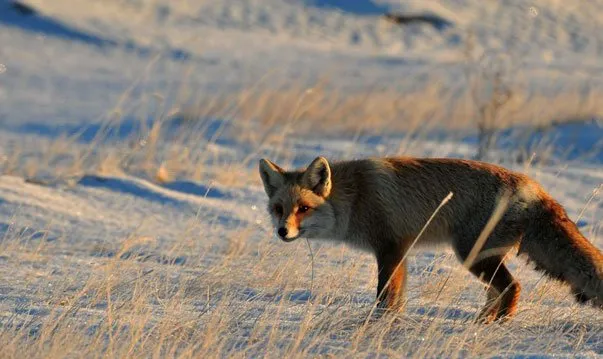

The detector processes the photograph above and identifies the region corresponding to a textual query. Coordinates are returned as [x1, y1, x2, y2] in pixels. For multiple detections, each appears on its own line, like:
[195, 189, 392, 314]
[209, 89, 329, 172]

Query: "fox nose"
[277, 227, 288, 238]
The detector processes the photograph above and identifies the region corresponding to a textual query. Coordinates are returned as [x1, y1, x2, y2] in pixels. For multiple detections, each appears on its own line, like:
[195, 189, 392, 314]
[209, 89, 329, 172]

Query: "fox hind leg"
[478, 286, 502, 323]
[468, 256, 521, 322]
[453, 214, 524, 322]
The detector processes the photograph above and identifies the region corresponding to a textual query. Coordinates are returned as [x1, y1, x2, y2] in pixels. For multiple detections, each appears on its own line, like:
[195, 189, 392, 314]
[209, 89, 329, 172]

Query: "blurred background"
[1, 0, 602, 183]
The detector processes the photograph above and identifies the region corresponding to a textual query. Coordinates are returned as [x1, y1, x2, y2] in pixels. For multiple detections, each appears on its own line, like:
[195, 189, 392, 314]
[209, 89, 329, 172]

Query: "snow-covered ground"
[0, 0, 602, 357]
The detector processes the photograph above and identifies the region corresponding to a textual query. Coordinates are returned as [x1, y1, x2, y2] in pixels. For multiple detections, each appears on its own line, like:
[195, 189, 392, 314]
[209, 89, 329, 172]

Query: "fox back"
[260, 157, 536, 249]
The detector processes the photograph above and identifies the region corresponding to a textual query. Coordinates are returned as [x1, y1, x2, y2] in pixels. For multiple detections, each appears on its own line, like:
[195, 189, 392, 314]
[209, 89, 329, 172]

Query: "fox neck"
[323, 179, 353, 241]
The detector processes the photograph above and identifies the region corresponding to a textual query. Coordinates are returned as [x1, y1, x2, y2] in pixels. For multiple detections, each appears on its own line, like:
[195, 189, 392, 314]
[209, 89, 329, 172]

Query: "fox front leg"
[375, 248, 407, 312]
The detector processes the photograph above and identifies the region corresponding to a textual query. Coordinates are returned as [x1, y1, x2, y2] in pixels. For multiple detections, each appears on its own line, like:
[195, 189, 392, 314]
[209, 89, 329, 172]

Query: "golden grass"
[0, 213, 601, 358]
[0, 58, 602, 358]
[2, 70, 602, 187]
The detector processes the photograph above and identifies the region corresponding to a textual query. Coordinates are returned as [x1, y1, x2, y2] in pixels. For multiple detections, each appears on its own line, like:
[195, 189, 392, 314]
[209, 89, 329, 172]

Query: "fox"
[259, 156, 603, 322]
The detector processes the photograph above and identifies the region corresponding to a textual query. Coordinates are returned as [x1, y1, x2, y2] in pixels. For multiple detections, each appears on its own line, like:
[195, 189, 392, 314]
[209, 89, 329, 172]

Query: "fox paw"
[475, 305, 500, 324]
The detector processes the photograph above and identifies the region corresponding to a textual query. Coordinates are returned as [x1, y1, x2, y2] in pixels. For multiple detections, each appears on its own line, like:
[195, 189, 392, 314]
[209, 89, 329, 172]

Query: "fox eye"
[298, 205, 310, 214]
[273, 204, 283, 216]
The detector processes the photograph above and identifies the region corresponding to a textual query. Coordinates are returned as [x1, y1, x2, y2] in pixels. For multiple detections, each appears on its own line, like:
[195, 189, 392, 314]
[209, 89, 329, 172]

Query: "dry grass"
[2, 66, 602, 186]
[0, 213, 601, 358]
[0, 53, 602, 358]
[186, 78, 603, 135]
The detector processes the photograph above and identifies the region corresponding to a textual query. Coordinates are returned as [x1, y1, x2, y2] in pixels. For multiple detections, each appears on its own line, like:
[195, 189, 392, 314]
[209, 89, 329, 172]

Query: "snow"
[0, 0, 602, 357]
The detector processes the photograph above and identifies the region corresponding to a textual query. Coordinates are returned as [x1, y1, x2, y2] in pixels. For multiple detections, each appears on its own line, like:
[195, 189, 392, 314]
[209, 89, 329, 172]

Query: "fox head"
[259, 156, 336, 242]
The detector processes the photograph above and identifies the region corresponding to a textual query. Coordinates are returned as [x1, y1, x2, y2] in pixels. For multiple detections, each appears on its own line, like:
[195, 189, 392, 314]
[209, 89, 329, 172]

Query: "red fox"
[259, 156, 603, 322]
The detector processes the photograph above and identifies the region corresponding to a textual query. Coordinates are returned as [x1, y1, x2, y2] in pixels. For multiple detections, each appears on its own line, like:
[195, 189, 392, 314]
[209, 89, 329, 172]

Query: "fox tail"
[519, 196, 603, 307]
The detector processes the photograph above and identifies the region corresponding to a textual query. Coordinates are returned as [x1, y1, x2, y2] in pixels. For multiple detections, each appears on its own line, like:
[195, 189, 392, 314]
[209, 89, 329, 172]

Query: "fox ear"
[259, 158, 284, 197]
[302, 156, 331, 197]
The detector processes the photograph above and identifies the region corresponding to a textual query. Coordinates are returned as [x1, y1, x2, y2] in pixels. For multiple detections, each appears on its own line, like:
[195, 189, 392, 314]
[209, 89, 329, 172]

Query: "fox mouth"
[279, 230, 305, 243]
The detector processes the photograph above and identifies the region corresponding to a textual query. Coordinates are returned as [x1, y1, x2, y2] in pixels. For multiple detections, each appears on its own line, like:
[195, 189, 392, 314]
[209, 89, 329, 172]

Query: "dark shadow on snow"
[492, 118, 603, 164]
[77, 175, 229, 204]
[12, 120, 147, 143]
[306, 0, 389, 16]
[77, 175, 243, 226]
[305, 1, 453, 30]
[9, 117, 230, 145]
[0, 2, 193, 60]
[0, 2, 116, 47]
[383, 13, 453, 31]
